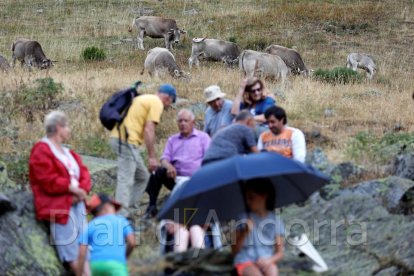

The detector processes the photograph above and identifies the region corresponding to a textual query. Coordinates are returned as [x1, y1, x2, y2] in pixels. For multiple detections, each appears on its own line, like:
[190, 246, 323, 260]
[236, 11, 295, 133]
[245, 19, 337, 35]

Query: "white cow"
[239, 50, 289, 83]
[128, 16, 186, 50]
[141, 47, 188, 79]
[346, 53, 376, 79]
[188, 38, 240, 69]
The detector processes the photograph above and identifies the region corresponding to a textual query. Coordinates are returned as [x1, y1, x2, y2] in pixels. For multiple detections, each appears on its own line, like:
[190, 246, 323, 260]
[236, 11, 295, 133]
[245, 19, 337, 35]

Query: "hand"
[148, 157, 159, 173]
[256, 257, 274, 272]
[238, 79, 248, 94]
[166, 164, 177, 179]
[69, 185, 87, 200]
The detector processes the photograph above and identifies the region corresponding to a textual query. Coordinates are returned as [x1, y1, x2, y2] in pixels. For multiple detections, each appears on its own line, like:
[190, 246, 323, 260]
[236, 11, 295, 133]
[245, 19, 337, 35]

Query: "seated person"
[202, 110, 258, 165]
[144, 109, 211, 218]
[257, 106, 306, 163]
[231, 78, 276, 139]
[232, 179, 285, 276]
[203, 85, 234, 137]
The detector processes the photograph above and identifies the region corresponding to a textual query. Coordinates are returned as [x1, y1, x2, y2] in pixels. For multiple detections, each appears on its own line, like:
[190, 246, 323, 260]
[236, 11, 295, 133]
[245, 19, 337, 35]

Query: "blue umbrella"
[157, 152, 330, 225]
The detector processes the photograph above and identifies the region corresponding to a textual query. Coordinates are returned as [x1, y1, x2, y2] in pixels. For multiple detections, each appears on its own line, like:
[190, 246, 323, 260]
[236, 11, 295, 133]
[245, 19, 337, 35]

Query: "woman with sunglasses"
[231, 77, 276, 138]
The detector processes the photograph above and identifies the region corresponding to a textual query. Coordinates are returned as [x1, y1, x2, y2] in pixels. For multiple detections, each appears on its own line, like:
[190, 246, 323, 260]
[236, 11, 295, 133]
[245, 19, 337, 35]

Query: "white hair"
[44, 110, 68, 136]
[177, 109, 195, 121]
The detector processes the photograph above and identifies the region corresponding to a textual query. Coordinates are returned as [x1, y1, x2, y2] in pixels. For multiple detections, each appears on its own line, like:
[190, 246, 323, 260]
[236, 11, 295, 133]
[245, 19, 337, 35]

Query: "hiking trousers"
[110, 138, 150, 216]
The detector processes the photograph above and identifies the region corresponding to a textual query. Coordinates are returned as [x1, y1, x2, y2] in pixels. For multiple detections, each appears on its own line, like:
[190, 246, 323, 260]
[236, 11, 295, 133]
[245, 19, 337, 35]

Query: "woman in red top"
[29, 110, 91, 275]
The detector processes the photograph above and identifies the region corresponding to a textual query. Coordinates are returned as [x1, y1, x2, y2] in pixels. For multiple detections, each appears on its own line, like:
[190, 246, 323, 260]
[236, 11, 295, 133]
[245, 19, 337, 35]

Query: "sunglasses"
[249, 87, 262, 93]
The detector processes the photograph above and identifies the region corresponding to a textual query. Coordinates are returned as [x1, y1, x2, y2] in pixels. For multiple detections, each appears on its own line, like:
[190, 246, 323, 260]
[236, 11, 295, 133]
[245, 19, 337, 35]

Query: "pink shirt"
[161, 129, 211, 176]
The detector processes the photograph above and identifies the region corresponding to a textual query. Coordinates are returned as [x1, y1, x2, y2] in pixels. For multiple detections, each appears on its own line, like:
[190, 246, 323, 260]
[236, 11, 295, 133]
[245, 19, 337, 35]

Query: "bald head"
[235, 110, 255, 129]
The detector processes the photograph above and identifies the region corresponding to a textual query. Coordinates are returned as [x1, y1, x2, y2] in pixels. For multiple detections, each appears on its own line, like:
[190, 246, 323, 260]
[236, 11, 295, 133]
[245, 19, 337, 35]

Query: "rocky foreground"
[1, 150, 413, 275]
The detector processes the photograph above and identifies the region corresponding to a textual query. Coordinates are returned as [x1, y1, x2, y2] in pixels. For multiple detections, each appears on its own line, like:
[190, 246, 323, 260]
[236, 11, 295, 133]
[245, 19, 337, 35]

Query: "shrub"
[82, 46, 106, 61]
[228, 36, 237, 43]
[313, 67, 363, 85]
[346, 131, 414, 164]
[77, 135, 115, 159]
[15, 77, 64, 122]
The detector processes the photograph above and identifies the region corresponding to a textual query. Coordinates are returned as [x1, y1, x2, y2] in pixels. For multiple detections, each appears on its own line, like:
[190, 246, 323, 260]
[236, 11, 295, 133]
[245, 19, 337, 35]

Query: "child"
[77, 193, 136, 276]
[232, 178, 285, 276]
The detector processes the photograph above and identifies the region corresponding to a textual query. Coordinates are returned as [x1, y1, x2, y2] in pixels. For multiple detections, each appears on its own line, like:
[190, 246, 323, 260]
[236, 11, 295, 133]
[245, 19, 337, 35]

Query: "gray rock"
[305, 147, 333, 172]
[327, 162, 366, 183]
[324, 108, 335, 117]
[81, 155, 117, 194]
[335, 176, 414, 213]
[281, 193, 414, 275]
[0, 191, 64, 275]
[183, 8, 198, 16]
[0, 193, 16, 215]
[392, 153, 414, 181]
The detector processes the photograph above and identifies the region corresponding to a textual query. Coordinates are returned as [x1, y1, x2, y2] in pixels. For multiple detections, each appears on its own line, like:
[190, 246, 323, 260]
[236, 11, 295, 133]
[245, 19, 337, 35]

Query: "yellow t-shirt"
[111, 94, 164, 146]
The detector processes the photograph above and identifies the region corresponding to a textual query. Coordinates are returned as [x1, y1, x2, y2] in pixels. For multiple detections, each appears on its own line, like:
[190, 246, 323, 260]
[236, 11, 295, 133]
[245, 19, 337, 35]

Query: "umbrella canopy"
[157, 152, 330, 225]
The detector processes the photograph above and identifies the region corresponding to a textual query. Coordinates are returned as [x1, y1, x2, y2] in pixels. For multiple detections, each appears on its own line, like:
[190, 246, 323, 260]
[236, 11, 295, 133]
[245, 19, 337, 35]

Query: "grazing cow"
[0, 55, 11, 72]
[11, 39, 53, 69]
[265, 44, 308, 76]
[346, 53, 376, 79]
[141, 47, 188, 79]
[128, 16, 186, 50]
[239, 50, 289, 83]
[188, 38, 241, 69]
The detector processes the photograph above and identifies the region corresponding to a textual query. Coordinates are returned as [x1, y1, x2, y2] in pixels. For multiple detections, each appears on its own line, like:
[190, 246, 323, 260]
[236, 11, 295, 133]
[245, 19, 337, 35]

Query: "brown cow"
[265, 44, 308, 76]
[128, 16, 186, 50]
[11, 38, 53, 69]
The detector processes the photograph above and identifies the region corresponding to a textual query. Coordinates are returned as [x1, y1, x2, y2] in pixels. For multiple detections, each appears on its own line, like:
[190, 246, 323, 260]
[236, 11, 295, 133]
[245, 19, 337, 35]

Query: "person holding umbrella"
[232, 178, 285, 276]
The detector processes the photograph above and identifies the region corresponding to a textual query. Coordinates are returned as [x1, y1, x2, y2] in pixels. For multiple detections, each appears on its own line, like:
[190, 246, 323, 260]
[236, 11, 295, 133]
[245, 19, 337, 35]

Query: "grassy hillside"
[0, 0, 413, 182]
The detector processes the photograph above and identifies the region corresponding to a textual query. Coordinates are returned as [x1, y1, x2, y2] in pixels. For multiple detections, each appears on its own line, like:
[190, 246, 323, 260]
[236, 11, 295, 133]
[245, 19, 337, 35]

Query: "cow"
[140, 47, 189, 79]
[188, 38, 241, 69]
[0, 55, 11, 72]
[239, 50, 289, 83]
[346, 53, 376, 79]
[128, 16, 186, 50]
[265, 44, 308, 76]
[11, 38, 53, 70]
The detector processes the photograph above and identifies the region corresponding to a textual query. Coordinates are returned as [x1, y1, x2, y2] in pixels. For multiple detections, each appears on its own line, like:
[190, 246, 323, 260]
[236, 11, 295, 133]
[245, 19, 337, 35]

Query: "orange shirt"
[259, 128, 293, 158]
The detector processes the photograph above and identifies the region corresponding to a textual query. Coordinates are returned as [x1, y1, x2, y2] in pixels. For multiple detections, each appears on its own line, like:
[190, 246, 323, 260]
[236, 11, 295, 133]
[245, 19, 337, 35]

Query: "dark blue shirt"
[240, 96, 276, 116]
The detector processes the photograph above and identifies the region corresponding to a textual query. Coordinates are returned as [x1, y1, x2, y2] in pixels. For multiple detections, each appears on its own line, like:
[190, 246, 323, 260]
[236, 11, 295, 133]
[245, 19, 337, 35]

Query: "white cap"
[203, 85, 226, 103]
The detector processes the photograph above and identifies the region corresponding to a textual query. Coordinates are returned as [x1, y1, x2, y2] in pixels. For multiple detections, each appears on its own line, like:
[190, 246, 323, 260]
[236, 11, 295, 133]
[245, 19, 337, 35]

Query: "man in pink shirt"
[143, 109, 211, 218]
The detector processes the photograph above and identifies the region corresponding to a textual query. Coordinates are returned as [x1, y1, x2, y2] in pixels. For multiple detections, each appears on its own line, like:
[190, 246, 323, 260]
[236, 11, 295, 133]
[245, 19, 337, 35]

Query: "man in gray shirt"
[203, 85, 234, 137]
[203, 110, 258, 165]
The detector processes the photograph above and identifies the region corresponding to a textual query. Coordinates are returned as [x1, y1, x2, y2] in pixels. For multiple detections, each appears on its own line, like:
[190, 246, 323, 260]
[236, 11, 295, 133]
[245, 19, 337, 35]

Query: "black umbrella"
[157, 152, 330, 225]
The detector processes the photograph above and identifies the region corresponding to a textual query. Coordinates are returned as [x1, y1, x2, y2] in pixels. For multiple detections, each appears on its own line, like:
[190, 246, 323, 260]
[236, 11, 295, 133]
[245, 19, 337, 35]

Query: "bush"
[15, 77, 64, 122]
[313, 67, 363, 85]
[82, 46, 106, 61]
[346, 131, 414, 164]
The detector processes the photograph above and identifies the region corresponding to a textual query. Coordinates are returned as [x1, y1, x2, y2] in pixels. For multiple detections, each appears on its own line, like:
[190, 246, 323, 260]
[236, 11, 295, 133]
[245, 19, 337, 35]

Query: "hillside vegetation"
[0, 0, 413, 183]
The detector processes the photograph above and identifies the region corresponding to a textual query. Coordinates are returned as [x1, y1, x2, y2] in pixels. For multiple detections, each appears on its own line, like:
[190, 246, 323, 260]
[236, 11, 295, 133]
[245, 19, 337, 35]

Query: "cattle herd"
[0, 15, 377, 80]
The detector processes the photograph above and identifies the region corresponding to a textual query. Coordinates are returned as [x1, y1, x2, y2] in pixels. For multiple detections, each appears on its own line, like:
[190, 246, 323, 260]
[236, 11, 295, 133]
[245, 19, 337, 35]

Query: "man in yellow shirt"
[110, 83, 176, 217]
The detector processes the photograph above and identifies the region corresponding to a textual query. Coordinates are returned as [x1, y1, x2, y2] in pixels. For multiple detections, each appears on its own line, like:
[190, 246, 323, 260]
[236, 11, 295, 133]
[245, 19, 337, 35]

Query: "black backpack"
[99, 81, 142, 131]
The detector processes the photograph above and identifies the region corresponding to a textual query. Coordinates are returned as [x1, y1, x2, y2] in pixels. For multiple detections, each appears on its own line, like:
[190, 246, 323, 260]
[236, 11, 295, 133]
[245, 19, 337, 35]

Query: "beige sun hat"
[203, 85, 226, 103]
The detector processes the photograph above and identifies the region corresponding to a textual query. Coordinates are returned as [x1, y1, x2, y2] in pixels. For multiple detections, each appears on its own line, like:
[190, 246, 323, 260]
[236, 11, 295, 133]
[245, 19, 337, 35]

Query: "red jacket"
[29, 142, 92, 224]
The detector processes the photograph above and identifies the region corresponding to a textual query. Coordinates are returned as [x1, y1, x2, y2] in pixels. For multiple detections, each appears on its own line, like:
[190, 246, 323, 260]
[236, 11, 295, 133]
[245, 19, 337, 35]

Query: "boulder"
[323, 176, 414, 213]
[0, 191, 64, 275]
[131, 188, 414, 275]
[280, 193, 414, 275]
[81, 155, 117, 194]
[0, 193, 16, 215]
[392, 153, 414, 181]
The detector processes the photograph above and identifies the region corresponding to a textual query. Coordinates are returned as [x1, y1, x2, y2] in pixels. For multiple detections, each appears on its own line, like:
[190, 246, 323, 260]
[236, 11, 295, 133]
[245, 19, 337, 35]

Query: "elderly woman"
[231, 78, 276, 138]
[29, 110, 91, 275]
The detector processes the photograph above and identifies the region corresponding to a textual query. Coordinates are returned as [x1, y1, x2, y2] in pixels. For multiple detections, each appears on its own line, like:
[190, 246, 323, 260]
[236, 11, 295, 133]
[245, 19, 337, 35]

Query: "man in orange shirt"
[257, 106, 306, 163]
